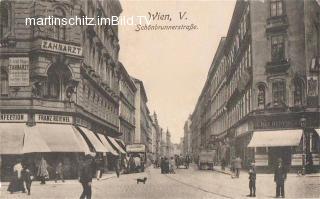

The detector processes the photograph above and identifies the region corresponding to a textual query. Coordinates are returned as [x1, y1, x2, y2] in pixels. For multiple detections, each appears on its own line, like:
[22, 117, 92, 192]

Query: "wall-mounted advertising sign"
[8, 57, 29, 87]
[0, 113, 28, 122]
[35, 114, 73, 124]
[41, 40, 82, 56]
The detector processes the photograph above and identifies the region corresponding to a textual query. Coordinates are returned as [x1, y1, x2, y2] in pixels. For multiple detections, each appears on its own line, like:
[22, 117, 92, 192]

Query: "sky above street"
[119, 0, 236, 143]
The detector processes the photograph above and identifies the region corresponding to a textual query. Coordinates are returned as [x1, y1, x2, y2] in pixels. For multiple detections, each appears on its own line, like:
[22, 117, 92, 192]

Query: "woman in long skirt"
[7, 160, 25, 194]
[37, 157, 49, 184]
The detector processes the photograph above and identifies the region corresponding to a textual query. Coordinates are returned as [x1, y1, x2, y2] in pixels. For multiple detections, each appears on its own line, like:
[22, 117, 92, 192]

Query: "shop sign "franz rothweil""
[41, 40, 82, 56]
[35, 114, 73, 124]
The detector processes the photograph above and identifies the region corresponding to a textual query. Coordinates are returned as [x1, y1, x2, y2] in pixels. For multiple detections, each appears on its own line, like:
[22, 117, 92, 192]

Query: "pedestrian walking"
[128, 155, 135, 173]
[115, 156, 121, 178]
[169, 157, 175, 174]
[95, 155, 103, 180]
[7, 159, 26, 194]
[234, 156, 242, 178]
[22, 164, 33, 195]
[160, 157, 164, 174]
[79, 154, 94, 199]
[248, 163, 256, 197]
[55, 161, 65, 183]
[37, 157, 49, 184]
[274, 159, 287, 198]
[164, 157, 170, 174]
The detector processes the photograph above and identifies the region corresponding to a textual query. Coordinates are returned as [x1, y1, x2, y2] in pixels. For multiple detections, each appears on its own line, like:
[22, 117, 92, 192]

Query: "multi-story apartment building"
[0, 0, 124, 179]
[132, 78, 152, 152]
[118, 62, 136, 145]
[191, 0, 320, 172]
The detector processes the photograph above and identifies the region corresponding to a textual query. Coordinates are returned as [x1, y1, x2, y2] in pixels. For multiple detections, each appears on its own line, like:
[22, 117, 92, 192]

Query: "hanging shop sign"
[41, 40, 82, 56]
[126, 144, 146, 153]
[0, 113, 28, 122]
[35, 114, 73, 124]
[8, 57, 29, 87]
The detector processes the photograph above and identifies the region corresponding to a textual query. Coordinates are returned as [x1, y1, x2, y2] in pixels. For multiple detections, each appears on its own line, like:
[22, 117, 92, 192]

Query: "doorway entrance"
[268, 147, 292, 169]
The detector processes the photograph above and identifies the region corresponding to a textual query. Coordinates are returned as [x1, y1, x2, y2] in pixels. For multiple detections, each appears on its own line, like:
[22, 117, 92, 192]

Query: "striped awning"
[107, 137, 126, 154]
[78, 127, 108, 153]
[97, 133, 118, 156]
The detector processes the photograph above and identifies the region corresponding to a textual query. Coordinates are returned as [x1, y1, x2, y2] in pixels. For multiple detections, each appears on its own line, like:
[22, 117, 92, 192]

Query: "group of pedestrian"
[159, 157, 175, 174]
[127, 155, 144, 173]
[7, 159, 32, 195]
[244, 158, 287, 198]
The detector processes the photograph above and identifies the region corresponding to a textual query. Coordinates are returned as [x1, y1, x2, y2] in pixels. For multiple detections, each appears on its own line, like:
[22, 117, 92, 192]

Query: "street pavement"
[0, 164, 319, 199]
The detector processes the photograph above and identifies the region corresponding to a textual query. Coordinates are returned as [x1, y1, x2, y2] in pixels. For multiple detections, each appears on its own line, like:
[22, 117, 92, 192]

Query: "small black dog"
[136, 177, 147, 184]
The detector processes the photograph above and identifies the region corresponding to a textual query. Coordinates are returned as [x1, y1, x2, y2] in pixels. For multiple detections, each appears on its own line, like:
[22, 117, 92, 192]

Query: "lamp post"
[300, 117, 307, 175]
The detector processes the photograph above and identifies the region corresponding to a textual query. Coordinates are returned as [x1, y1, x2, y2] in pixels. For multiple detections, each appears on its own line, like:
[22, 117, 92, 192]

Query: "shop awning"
[35, 124, 86, 152]
[315, 129, 320, 136]
[72, 126, 91, 155]
[107, 137, 126, 154]
[116, 138, 125, 147]
[23, 126, 51, 153]
[78, 127, 108, 152]
[248, 129, 303, 147]
[0, 123, 25, 154]
[97, 133, 118, 156]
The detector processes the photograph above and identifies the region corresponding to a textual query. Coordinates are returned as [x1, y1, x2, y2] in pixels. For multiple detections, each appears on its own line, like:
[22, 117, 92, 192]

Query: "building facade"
[190, 0, 320, 172]
[0, 0, 123, 179]
[132, 78, 151, 148]
[118, 62, 136, 145]
[183, 116, 192, 156]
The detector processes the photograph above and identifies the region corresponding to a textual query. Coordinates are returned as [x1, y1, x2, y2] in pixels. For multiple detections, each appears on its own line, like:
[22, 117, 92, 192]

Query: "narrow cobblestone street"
[1, 165, 319, 199]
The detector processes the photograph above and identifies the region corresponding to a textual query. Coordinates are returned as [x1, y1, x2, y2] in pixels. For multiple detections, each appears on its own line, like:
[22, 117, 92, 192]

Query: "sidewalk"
[0, 172, 116, 187]
[213, 165, 320, 177]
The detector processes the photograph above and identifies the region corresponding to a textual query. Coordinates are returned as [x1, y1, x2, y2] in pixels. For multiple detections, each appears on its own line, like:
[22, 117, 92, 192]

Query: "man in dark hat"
[79, 154, 94, 199]
[274, 159, 287, 198]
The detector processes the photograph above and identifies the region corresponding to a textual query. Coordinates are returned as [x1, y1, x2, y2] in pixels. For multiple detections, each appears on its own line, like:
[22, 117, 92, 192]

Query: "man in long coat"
[274, 159, 287, 198]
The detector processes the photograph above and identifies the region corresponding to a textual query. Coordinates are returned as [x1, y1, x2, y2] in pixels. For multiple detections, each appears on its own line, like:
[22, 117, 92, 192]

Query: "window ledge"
[266, 15, 288, 33]
[265, 59, 290, 73]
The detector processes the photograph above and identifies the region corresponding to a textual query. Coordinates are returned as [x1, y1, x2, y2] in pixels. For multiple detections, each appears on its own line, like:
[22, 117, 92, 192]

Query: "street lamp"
[300, 117, 307, 175]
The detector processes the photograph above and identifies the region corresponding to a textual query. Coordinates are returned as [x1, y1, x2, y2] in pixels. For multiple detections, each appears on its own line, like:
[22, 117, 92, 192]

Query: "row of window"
[121, 81, 135, 106]
[208, 88, 252, 136]
[82, 30, 119, 93]
[80, 83, 118, 126]
[228, 44, 252, 98]
[120, 103, 135, 125]
[209, 5, 250, 98]
[257, 78, 304, 109]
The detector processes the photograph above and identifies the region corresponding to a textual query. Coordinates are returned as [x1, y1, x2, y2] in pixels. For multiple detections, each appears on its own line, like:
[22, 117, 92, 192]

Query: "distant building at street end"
[182, 115, 192, 156]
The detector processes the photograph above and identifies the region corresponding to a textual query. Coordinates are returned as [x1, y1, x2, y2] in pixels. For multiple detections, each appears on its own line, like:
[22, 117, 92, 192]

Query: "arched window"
[0, 69, 9, 96]
[53, 7, 66, 40]
[46, 63, 72, 100]
[272, 80, 286, 106]
[0, 2, 10, 39]
[257, 84, 266, 109]
[294, 78, 304, 106]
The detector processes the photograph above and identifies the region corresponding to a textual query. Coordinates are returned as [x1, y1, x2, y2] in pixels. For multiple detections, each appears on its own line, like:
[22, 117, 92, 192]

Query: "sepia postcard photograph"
[0, 0, 320, 198]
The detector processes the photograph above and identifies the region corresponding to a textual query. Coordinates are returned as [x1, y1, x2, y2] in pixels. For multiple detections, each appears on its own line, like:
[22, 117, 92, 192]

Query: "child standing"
[248, 163, 256, 197]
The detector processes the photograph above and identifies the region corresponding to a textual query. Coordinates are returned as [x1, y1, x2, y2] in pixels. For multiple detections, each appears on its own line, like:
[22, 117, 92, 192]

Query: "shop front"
[0, 113, 119, 181]
[248, 129, 303, 172]
[249, 114, 320, 173]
